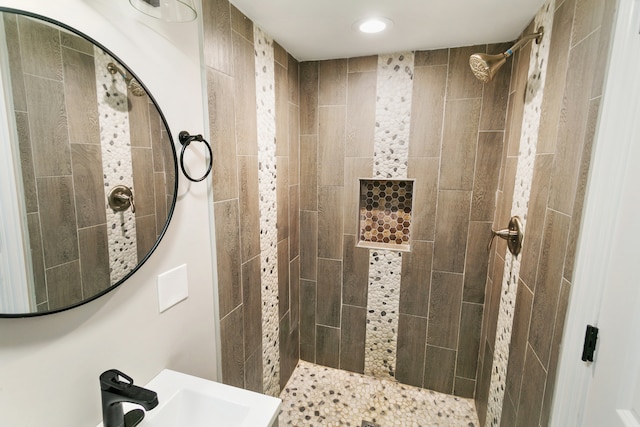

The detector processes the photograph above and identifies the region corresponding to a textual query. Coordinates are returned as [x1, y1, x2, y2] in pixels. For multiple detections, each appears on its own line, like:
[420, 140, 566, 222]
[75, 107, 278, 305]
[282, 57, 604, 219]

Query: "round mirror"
[0, 8, 178, 317]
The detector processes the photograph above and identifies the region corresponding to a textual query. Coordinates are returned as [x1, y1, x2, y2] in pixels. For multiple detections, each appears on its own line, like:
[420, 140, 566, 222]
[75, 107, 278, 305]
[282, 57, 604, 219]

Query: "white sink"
[97, 369, 280, 427]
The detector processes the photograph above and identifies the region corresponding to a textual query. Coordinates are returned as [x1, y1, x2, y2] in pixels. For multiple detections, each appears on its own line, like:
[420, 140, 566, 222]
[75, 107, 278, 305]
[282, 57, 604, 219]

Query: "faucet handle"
[100, 369, 134, 391]
[487, 216, 524, 256]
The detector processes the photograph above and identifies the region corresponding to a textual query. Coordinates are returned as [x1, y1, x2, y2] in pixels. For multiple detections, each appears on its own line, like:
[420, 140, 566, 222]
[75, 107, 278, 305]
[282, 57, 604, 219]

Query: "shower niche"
[357, 179, 414, 252]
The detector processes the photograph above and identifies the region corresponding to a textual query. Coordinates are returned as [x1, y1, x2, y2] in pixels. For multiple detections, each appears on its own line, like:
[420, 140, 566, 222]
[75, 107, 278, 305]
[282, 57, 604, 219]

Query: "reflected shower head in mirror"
[469, 27, 544, 83]
[107, 62, 146, 96]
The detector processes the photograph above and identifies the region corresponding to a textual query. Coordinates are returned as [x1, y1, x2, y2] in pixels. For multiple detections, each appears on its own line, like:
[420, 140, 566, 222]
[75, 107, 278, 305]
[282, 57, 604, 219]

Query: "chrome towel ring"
[178, 131, 212, 182]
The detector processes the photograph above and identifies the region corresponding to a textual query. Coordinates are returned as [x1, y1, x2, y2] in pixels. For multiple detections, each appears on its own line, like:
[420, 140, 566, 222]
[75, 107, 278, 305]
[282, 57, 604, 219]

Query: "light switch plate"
[157, 264, 188, 313]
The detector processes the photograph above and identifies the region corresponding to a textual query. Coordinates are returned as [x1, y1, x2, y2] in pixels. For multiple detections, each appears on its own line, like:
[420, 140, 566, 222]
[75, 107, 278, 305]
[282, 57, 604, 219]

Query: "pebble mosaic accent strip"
[94, 48, 137, 284]
[254, 26, 280, 398]
[372, 52, 414, 179]
[364, 52, 415, 380]
[358, 180, 413, 248]
[280, 361, 479, 426]
[365, 250, 403, 378]
[486, 2, 555, 426]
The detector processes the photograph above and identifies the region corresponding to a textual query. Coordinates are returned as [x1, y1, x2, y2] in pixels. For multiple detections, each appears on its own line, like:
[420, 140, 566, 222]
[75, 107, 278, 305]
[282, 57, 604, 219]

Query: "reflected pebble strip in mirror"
[254, 26, 280, 398]
[364, 52, 414, 379]
[94, 47, 138, 284]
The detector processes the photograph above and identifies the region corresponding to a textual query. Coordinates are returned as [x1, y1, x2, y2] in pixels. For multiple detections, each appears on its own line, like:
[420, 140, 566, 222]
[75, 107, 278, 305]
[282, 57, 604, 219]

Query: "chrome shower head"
[107, 62, 146, 97]
[469, 27, 544, 83]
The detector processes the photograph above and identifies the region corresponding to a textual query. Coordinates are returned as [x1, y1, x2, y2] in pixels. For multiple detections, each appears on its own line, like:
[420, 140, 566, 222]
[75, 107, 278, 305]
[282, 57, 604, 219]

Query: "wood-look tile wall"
[203, 0, 300, 391]
[5, 14, 172, 312]
[475, 0, 618, 425]
[299, 46, 512, 397]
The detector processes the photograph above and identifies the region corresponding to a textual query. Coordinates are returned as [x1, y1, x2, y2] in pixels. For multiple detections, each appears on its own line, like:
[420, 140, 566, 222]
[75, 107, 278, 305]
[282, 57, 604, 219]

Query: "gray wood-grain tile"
[462, 221, 492, 304]
[316, 325, 340, 369]
[414, 49, 449, 67]
[399, 240, 433, 317]
[207, 68, 238, 202]
[290, 257, 300, 331]
[242, 255, 263, 358]
[131, 147, 156, 217]
[17, 15, 62, 80]
[300, 210, 318, 281]
[26, 213, 46, 305]
[135, 214, 157, 261]
[230, 4, 253, 41]
[219, 306, 245, 388]
[289, 185, 300, 261]
[15, 112, 37, 213]
[396, 314, 427, 387]
[202, 0, 233, 75]
[300, 279, 317, 362]
[128, 94, 152, 148]
[423, 345, 456, 394]
[519, 154, 553, 290]
[318, 106, 346, 186]
[343, 158, 373, 235]
[346, 71, 376, 158]
[439, 99, 482, 191]
[433, 190, 471, 274]
[409, 65, 447, 158]
[37, 176, 79, 268]
[299, 62, 318, 135]
[339, 304, 366, 373]
[78, 225, 110, 297]
[278, 239, 290, 320]
[46, 260, 82, 310]
[316, 258, 342, 328]
[342, 234, 369, 307]
[289, 104, 300, 186]
[427, 271, 463, 349]
[407, 158, 439, 242]
[275, 62, 289, 157]
[317, 186, 344, 260]
[299, 135, 318, 211]
[456, 302, 483, 380]
[528, 209, 571, 368]
[71, 144, 105, 228]
[62, 47, 100, 145]
[348, 55, 377, 73]
[471, 132, 504, 221]
[244, 347, 263, 393]
[238, 155, 261, 262]
[25, 75, 71, 177]
[446, 45, 484, 100]
[3, 13, 27, 111]
[548, 31, 599, 215]
[515, 345, 546, 427]
[319, 59, 347, 106]
[213, 200, 242, 318]
[505, 280, 534, 407]
[233, 32, 258, 156]
[276, 157, 290, 242]
[479, 43, 512, 131]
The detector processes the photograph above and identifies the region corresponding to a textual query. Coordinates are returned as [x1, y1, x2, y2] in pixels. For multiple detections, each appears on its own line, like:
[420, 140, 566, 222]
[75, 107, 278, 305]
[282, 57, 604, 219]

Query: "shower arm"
[503, 27, 544, 58]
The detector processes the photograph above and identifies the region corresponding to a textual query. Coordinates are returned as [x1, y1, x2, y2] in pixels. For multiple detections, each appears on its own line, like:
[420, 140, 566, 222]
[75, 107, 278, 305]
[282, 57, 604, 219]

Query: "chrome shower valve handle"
[488, 216, 524, 256]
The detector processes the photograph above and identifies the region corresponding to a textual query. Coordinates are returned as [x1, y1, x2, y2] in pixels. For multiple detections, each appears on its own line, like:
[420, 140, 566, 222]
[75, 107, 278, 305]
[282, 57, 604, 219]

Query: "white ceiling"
[229, 0, 547, 61]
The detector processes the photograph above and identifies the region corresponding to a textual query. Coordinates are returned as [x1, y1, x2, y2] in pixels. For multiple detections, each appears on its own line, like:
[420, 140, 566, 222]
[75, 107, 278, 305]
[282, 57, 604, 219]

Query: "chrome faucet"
[100, 369, 159, 427]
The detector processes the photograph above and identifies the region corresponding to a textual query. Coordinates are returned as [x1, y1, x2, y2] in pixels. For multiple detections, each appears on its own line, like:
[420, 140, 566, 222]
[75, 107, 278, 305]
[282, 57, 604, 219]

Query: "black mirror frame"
[0, 7, 179, 318]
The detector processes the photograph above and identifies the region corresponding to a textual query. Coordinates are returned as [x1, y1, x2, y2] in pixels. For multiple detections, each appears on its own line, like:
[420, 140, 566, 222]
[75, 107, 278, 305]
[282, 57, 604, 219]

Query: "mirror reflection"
[0, 10, 177, 316]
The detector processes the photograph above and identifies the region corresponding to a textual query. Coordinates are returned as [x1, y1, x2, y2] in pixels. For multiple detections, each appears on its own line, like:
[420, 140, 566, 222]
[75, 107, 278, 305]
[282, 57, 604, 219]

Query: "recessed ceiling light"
[354, 17, 393, 34]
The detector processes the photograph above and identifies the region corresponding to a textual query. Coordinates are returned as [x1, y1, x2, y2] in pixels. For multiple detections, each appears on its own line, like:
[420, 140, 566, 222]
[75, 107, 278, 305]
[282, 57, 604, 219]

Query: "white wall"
[0, 1, 218, 426]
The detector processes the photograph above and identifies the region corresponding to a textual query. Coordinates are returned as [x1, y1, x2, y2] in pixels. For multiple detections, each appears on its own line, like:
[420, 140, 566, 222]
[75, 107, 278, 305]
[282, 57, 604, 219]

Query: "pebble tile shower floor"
[279, 361, 479, 426]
